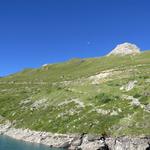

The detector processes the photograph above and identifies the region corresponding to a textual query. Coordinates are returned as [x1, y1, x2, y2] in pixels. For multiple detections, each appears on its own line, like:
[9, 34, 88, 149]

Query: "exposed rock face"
[107, 43, 141, 56]
[122, 95, 142, 108]
[145, 104, 150, 112]
[31, 98, 49, 110]
[0, 122, 150, 150]
[120, 80, 137, 91]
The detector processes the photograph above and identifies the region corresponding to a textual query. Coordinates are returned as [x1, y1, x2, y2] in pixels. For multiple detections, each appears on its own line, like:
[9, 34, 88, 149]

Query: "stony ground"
[0, 51, 150, 136]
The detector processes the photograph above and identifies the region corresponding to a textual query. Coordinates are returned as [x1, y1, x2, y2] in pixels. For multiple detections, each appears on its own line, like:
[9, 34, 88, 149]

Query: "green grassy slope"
[0, 51, 150, 136]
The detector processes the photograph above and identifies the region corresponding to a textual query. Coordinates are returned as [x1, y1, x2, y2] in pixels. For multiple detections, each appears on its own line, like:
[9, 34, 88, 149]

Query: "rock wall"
[0, 122, 150, 150]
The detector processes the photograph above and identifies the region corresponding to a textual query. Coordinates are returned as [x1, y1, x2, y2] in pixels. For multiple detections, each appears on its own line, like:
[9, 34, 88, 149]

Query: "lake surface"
[0, 135, 62, 150]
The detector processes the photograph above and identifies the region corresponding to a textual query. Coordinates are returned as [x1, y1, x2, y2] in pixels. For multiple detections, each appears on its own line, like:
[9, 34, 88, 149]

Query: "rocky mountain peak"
[107, 42, 141, 56]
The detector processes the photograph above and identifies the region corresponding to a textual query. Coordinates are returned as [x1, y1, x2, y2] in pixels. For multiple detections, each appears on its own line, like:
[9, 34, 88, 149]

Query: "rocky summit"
[107, 42, 141, 56]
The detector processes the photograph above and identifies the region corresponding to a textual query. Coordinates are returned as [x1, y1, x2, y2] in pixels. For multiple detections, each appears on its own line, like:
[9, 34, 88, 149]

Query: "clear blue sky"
[0, 0, 150, 76]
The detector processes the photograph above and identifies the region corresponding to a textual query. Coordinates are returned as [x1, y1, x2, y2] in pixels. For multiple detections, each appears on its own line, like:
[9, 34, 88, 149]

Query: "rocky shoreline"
[0, 122, 150, 150]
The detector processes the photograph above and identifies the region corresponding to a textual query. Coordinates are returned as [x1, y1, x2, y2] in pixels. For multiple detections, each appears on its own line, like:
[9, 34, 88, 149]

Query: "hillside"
[0, 50, 150, 136]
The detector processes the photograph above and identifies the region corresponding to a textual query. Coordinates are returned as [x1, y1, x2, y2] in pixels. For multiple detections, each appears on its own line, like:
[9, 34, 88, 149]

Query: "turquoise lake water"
[0, 135, 63, 150]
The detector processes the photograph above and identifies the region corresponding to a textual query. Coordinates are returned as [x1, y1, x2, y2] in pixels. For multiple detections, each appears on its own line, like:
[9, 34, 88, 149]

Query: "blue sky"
[0, 0, 150, 76]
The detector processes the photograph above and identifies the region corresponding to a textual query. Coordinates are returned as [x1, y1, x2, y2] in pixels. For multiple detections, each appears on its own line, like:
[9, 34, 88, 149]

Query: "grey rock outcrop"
[107, 43, 141, 56]
[106, 137, 150, 150]
[0, 122, 150, 150]
[120, 80, 137, 91]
